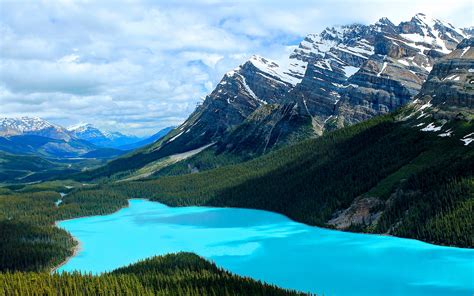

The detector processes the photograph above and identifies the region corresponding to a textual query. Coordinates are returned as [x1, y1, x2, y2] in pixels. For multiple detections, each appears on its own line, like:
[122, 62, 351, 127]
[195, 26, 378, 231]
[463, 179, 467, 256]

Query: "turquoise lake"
[57, 199, 474, 295]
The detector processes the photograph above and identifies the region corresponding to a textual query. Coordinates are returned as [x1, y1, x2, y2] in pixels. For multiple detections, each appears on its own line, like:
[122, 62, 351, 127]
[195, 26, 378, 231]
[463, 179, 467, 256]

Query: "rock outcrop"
[412, 37, 474, 118]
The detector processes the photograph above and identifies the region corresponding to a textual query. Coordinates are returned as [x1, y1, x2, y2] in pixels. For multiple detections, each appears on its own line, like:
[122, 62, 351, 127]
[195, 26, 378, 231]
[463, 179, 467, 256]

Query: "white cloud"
[0, 0, 472, 136]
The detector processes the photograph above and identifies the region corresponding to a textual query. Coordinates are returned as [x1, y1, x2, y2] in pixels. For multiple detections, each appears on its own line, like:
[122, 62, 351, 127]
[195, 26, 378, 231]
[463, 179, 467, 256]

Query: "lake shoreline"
[51, 199, 138, 273]
[51, 237, 82, 274]
[50, 198, 474, 295]
[52, 196, 471, 274]
[148, 198, 471, 249]
[50, 196, 470, 273]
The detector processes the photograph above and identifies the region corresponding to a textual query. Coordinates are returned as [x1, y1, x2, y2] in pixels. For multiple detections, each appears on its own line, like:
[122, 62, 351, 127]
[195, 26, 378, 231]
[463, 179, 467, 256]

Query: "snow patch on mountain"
[421, 122, 444, 132]
[342, 65, 359, 77]
[248, 55, 303, 86]
[399, 13, 467, 54]
[461, 133, 474, 146]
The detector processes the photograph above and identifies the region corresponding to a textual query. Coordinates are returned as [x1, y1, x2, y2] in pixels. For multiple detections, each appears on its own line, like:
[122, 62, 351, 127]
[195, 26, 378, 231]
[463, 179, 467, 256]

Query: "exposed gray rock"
[411, 37, 474, 119]
[327, 196, 385, 229]
[216, 103, 313, 155]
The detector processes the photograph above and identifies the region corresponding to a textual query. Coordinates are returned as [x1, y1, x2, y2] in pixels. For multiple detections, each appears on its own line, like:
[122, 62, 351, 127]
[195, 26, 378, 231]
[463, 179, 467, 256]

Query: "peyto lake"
[57, 199, 474, 295]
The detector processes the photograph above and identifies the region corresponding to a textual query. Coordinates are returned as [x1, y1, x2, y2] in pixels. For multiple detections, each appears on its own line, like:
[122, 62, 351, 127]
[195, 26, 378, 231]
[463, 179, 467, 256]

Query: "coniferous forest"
[0, 188, 128, 272]
[1, 253, 304, 295]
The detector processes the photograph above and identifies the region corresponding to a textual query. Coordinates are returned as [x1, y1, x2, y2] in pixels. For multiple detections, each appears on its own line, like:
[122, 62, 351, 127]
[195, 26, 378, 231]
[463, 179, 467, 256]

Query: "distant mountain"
[78, 13, 471, 180]
[0, 117, 141, 159]
[0, 117, 93, 158]
[67, 123, 140, 149]
[0, 117, 72, 141]
[117, 126, 174, 150]
[0, 112, 172, 185]
[0, 134, 97, 158]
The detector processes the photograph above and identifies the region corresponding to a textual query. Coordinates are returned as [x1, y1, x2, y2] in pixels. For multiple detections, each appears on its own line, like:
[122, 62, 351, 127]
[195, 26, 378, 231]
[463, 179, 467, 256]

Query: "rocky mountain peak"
[68, 123, 95, 132]
[245, 55, 303, 86]
[374, 17, 397, 34]
[68, 123, 106, 139]
[398, 13, 467, 54]
[376, 17, 394, 26]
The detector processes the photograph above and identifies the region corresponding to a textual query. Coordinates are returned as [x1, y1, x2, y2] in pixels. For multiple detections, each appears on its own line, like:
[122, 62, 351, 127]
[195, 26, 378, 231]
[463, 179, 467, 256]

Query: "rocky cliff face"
[215, 103, 313, 156]
[149, 54, 304, 154]
[305, 13, 468, 132]
[411, 37, 473, 118]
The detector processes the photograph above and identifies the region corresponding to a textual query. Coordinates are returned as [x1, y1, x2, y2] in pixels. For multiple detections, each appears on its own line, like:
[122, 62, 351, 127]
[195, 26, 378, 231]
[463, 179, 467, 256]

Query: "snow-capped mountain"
[155, 13, 470, 149]
[67, 123, 105, 139]
[0, 117, 142, 149]
[75, 13, 473, 179]
[0, 117, 72, 140]
[284, 13, 469, 133]
[67, 123, 140, 149]
[0, 117, 158, 158]
[0, 117, 98, 157]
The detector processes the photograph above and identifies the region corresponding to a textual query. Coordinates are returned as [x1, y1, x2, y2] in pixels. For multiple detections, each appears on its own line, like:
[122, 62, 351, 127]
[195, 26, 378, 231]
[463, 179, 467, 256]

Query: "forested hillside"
[0, 186, 128, 271]
[1, 253, 303, 296]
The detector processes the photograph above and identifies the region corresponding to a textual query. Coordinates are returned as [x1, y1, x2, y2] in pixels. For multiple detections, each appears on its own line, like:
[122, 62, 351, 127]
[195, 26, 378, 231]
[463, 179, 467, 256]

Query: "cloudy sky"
[0, 0, 472, 136]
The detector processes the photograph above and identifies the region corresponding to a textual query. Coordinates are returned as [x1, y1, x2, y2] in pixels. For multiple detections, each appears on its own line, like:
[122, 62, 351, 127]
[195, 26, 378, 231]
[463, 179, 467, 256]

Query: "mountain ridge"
[77, 13, 471, 181]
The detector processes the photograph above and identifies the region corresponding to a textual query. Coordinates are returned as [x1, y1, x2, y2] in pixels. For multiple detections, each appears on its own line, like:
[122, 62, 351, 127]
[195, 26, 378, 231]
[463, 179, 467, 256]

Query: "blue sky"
[0, 0, 472, 136]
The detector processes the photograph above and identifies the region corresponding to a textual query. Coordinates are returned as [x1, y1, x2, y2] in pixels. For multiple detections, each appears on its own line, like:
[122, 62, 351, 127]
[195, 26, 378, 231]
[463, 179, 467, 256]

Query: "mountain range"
[78, 13, 473, 180]
[0, 117, 173, 183]
[0, 117, 173, 157]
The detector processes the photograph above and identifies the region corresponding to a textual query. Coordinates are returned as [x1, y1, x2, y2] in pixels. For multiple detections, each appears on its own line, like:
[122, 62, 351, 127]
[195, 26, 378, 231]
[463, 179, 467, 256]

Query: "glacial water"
[57, 199, 474, 295]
